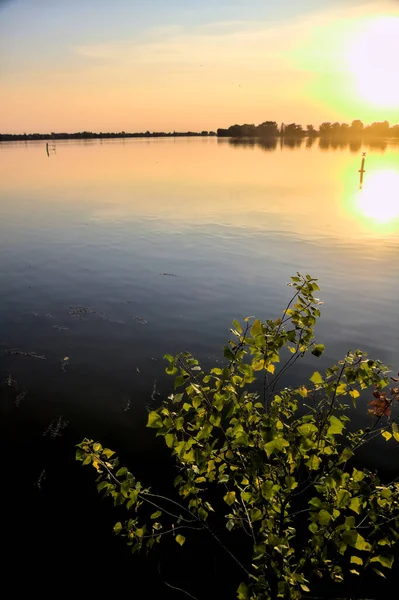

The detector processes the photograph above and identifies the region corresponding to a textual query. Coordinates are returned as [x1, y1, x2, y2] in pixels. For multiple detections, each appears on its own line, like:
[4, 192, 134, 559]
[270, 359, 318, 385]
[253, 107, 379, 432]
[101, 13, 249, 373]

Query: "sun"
[347, 16, 399, 108]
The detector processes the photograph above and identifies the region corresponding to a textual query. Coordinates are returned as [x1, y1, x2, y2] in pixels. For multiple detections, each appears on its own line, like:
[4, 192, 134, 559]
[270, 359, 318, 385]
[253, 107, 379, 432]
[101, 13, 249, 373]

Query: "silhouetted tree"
[319, 122, 332, 135]
[351, 119, 364, 132]
[283, 123, 303, 136]
[257, 121, 279, 137]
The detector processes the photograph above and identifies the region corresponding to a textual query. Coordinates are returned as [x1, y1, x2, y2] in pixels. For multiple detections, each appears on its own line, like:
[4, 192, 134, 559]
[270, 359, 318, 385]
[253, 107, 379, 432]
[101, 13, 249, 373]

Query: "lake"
[1, 136, 399, 595]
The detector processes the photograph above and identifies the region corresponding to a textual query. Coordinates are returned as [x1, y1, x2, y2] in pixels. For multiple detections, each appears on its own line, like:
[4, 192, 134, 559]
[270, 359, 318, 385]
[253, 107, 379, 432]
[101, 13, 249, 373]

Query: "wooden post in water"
[359, 152, 366, 189]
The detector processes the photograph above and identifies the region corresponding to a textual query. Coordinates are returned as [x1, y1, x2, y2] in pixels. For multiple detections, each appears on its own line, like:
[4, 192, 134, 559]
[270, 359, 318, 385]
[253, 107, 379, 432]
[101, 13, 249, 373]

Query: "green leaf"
[284, 476, 298, 491]
[392, 422, 399, 443]
[175, 534, 185, 546]
[310, 371, 323, 385]
[121, 480, 131, 498]
[309, 522, 318, 534]
[338, 447, 354, 464]
[261, 480, 274, 499]
[164, 354, 174, 363]
[102, 448, 115, 459]
[370, 554, 394, 569]
[372, 568, 386, 578]
[327, 415, 344, 436]
[317, 509, 331, 526]
[264, 438, 289, 457]
[336, 489, 351, 508]
[343, 531, 371, 552]
[237, 582, 249, 600]
[174, 375, 186, 389]
[311, 344, 325, 358]
[250, 508, 263, 522]
[233, 319, 243, 334]
[251, 319, 263, 337]
[165, 433, 175, 448]
[113, 522, 122, 535]
[350, 556, 363, 566]
[116, 467, 128, 477]
[306, 455, 321, 470]
[93, 442, 102, 453]
[150, 511, 162, 519]
[147, 411, 163, 429]
[224, 491, 236, 506]
[297, 423, 318, 437]
[349, 497, 362, 515]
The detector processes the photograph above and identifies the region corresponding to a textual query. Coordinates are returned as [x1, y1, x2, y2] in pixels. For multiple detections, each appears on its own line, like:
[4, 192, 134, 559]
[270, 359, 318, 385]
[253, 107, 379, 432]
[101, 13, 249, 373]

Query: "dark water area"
[1, 137, 399, 597]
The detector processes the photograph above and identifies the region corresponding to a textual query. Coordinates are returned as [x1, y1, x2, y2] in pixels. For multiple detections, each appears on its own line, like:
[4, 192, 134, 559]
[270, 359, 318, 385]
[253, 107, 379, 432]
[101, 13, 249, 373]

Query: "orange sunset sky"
[0, 0, 398, 133]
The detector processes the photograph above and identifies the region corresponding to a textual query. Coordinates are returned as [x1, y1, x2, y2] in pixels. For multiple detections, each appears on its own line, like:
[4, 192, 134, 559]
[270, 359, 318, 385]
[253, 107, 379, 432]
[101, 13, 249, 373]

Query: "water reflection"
[357, 170, 399, 224]
[228, 137, 278, 152]
[225, 137, 394, 153]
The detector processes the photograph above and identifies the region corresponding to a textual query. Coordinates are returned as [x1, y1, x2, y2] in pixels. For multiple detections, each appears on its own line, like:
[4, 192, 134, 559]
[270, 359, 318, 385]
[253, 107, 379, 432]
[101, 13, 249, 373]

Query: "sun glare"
[356, 170, 399, 224]
[348, 16, 399, 108]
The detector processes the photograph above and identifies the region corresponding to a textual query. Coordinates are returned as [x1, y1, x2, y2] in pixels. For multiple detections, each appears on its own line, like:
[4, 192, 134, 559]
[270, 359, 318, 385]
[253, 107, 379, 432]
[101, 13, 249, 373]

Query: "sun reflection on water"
[344, 167, 399, 234]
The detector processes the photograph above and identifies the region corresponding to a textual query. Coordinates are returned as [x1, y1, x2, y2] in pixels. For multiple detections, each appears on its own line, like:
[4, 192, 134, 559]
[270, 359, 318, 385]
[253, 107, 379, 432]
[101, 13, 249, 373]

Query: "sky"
[0, 0, 398, 133]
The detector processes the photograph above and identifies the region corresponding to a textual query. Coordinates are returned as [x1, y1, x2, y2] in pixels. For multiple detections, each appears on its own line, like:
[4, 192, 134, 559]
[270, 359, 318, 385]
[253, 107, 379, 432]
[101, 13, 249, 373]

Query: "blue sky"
[1, 0, 398, 132]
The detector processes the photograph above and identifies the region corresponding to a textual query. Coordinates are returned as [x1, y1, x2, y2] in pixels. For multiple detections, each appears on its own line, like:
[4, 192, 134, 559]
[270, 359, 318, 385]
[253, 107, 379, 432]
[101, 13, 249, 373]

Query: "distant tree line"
[0, 130, 217, 142]
[217, 120, 399, 139]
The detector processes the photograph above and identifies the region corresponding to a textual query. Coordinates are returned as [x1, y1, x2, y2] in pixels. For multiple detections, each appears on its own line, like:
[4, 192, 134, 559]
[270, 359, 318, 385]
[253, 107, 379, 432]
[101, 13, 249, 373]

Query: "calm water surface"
[1, 137, 399, 593]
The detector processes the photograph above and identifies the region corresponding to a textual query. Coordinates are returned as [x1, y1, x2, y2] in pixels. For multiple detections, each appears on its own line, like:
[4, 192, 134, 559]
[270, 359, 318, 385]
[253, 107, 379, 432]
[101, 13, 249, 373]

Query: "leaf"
[392, 422, 399, 443]
[266, 363, 275, 374]
[317, 509, 331, 526]
[327, 415, 344, 436]
[338, 447, 354, 464]
[150, 511, 162, 519]
[250, 319, 263, 337]
[121, 480, 131, 498]
[174, 375, 186, 389]
[350, 556, 363, 566]
[372, 568, 386, 578]
[310, 371, 323, 385]
[370, 554, 394, 569]
[233, 319, 243, 334]
[349, 497, 362, 515]
[349, 389, 360, 399]
[116, 467, 128, 477]
[297, 423, 318, 437]
[147, 411, 163, 429]
[102, 448, 115, 459]
[97, 480, 109, 492]
[165, 433, 175, 448]
[261, 480, 274, 499]
[237, 582, 249, 600]
[93, 442, 102, 453]
[250, 508, 263, 522]
[311, 344, 325, 358]
[382, 430, 392, 441]
[343, 530, 371, 552]
[336, 489, 351, 508]
[113, 522, 122, 535]
[306, 455, 321, 470]
[175, 534, 185, 546]
[224, 491, 236, 506]
[264, 437, 289, 457]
